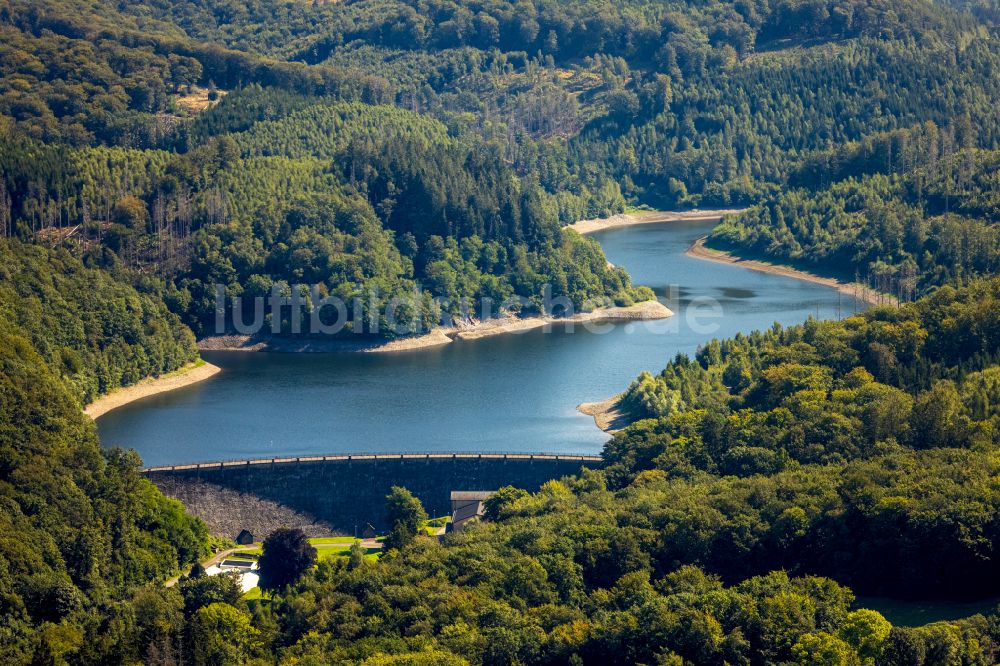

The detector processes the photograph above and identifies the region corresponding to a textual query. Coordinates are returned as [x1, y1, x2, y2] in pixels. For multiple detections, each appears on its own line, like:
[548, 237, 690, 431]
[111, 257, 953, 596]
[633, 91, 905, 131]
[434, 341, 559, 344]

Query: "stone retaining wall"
[147, 453, 602, 537]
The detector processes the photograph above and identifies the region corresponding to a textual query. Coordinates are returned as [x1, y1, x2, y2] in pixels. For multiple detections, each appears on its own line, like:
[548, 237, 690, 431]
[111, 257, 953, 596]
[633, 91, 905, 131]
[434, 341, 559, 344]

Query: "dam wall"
[146, 452, 602, 538]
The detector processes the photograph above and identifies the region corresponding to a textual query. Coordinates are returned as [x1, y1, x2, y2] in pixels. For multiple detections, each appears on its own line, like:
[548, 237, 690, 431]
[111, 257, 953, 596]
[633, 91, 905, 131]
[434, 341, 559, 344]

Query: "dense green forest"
[709, 125, 1000, 297]
[2, 0, 999, 327]
[0, 93, 643, 335]
[612, 279, 1000, 593]
[3, 0, 1000, 661]
[0, 240, 197, 403]
[95, 279, 1000, 665]
[0, 240, 208, 663]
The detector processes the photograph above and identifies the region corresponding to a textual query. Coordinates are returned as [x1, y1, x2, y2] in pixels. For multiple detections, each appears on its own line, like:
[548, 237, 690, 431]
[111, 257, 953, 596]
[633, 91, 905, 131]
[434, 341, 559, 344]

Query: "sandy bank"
[686, 237, 894, 307]
[566, 208, 746, 235]
[453, 300, 674, 342]
[196, 330, 454, 353]
[84, 361, 221, 419]
[576, 394, 629, 433]
[198, 300, 674, 353]
[576, 241, 894, 436]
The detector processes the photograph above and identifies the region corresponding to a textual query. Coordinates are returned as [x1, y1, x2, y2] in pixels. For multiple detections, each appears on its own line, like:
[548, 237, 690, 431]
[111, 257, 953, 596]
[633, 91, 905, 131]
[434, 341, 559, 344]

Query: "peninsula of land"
[576, 394, 630, 433]
[197, 299, 674, 353]
[566, 208, 746, 235]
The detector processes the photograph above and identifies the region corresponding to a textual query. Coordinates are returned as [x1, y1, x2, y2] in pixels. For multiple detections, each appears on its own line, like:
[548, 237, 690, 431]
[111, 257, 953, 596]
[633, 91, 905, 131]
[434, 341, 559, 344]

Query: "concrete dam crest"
[146, 452, 603, 540]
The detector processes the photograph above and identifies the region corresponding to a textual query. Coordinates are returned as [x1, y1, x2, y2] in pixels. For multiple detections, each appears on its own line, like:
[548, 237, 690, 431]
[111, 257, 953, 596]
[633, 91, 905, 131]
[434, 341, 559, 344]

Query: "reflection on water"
[717, 286, 757, 299]
[98, 219, 854, 466]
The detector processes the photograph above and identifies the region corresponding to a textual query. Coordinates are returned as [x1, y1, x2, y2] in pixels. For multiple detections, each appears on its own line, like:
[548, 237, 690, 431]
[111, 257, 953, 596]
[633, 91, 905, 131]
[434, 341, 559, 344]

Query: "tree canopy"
[4, 0, 1000, 661]
[258, 528, 318, 592]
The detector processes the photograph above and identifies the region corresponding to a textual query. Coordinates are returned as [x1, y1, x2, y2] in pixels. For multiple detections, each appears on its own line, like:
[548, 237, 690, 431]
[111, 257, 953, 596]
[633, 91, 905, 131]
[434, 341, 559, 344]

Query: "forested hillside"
[611, 279, 1000, 593]
[709, 126, 1000, 297]
[122, 280, 1000, 665]
[3, 0, 1000, 662]
[0, 240, 208, 663]
[0, 240, 197, 403]
[3, 0, 998, 315]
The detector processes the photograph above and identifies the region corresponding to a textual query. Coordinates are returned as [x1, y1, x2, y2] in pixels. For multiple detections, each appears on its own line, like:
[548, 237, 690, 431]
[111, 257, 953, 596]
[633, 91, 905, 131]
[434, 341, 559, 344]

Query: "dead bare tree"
[0, 179, 11, 238]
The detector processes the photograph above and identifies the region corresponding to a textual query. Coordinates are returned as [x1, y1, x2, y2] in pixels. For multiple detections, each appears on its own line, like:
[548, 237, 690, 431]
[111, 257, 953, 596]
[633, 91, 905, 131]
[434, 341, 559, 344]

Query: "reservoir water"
[98, 219, 855, 466]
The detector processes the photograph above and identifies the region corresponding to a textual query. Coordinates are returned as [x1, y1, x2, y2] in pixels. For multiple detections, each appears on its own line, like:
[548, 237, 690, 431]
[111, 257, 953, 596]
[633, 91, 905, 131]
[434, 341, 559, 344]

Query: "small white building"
[207, 559, 260, 593]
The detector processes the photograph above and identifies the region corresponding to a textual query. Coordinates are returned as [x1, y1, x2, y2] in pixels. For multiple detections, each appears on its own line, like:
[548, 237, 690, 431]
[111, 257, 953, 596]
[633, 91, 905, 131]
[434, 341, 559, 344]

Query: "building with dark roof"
[448, 490, 495, 532]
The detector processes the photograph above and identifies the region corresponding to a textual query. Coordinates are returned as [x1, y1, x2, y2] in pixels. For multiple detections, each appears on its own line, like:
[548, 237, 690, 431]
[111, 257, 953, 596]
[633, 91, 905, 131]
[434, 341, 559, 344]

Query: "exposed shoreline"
[198, 329, 456, 353]
[197, 300, 674, 353]
[452, 300, 674, 342]
[84, 361, 222, 420]
[566, 208, 746, 235]
[685, 237, 893, 307]
[576, 225, 894, 433]
[576, 394, 629, 433]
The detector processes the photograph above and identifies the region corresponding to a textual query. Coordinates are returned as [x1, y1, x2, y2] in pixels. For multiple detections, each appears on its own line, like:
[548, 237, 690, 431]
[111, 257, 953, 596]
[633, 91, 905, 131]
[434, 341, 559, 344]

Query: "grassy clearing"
[241, 536, 382, 565]
[243, 587, 264, 601]
[422, 516, 450, 535]
[308, 537, 357, 546]
[174, 86, 226, 113]
[314, 543, 380, 562]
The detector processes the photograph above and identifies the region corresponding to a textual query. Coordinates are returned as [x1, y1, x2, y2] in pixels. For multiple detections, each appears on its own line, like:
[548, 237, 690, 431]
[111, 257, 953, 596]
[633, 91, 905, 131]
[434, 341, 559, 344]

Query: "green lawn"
[243, 587, 264, 601]
[423, 516, 450, 535]
[242, 536, 382, 565]
[314, 543, 380, 562]
[309, 537, 381, 561]
[309, 537, 355, 544]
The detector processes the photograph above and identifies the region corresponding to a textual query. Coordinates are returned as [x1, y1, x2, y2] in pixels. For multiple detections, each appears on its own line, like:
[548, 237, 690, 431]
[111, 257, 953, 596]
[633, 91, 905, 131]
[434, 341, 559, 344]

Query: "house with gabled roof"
[448, 490, 495, 532]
